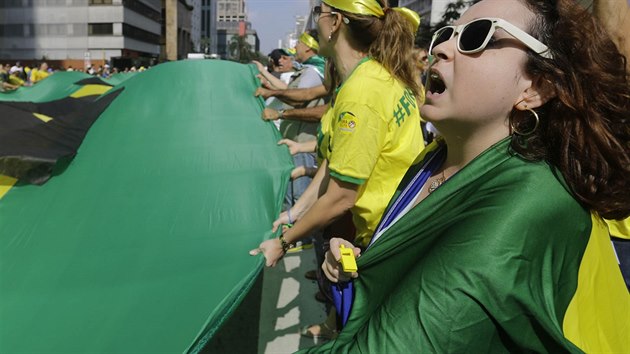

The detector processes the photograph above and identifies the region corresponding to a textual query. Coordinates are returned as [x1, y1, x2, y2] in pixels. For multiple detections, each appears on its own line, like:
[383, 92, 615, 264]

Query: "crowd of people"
[0, 61, 48, 91]
[0, 61, 148, 92]
[250, 0, 630, 352]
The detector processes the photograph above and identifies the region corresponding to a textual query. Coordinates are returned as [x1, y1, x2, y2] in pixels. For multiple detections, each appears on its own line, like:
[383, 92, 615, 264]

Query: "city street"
[205, 248, 327, 353]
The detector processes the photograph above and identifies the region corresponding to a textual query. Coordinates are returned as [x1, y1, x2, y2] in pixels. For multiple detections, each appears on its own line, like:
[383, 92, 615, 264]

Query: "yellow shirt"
[9, 74, 24, 86]
[318, 58, 424, 246]
[31, 69, 49, 83]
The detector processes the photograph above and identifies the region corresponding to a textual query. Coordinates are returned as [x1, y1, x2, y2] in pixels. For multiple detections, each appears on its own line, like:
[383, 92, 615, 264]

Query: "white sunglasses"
[429, 17, 553, 59]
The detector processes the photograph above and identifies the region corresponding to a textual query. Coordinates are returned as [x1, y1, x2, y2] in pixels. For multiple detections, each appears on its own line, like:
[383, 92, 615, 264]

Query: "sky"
[246, 0, 312, 54]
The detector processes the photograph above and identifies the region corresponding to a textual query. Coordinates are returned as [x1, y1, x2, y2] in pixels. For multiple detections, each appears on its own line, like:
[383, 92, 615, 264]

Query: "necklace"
[427, 170, 446, 194]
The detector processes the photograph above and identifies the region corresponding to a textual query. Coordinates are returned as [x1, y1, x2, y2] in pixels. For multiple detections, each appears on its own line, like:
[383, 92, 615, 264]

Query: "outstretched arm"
[250, 161, 358, 267]
[277, 139, 317, 155]
[255, 85, 327, 106]
[262, 105, 328, 123]
[252, 60, 288, 90]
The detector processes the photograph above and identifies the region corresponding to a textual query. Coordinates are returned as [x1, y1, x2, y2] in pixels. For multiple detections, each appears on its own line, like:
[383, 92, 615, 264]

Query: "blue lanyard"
[335, 144, 446, 328]
[368, 145, 446, 249]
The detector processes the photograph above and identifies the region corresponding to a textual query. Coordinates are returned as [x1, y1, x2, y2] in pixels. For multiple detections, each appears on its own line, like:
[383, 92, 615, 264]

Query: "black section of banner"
[74, 77, 113, 86]
[0, 89, 123, 184]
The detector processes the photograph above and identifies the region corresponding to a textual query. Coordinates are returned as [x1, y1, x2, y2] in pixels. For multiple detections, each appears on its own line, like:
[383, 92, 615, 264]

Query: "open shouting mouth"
[426, 69, 446, 96]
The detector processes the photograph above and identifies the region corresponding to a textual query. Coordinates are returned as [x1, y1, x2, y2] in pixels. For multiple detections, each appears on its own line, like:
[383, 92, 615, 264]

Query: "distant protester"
[30, 62, 50, 83]
[0, 64, 18, 91]
[256, 49, 295, 91]
[257, 29, 328, 211]
[265, 48, 295, 84]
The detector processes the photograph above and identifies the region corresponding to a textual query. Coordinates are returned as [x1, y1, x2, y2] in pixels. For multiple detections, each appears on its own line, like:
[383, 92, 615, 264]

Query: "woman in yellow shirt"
[250, 0, 425, 337]
[252, 0, 423, 267]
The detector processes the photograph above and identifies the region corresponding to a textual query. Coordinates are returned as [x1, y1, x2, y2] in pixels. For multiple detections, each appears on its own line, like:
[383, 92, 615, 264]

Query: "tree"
[253, 51, 268, 64]
[415, 0, 477, 49]
[227, 35, 256, 63]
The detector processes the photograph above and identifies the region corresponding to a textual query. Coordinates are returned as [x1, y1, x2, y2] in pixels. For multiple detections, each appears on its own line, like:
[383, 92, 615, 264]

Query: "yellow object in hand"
[339, 245, 358, 272]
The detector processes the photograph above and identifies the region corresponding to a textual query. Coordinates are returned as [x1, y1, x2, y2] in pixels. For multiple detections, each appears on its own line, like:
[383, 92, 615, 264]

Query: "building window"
[122, 0, 161, 23]
[89, 0, 113, 4]
[0, 0, 27, 7]
[0, 24, 24, 37]
[122, 23, 160, 45]
[88, 23, 113, 35]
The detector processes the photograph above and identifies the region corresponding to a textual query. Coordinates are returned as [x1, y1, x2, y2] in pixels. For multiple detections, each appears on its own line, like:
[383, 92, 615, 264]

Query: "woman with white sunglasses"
[310, 0, 630, 352]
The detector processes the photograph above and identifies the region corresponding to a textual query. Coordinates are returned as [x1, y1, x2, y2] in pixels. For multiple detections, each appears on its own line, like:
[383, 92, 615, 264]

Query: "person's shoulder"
[343, 60, 398, 97]
[471, 155, 591, 236]
[301, 64, 319, 74]
[501, 157, 575, 201]
[433, 158, 590, 271]
[300, 64, 323, 80]
[300, 65, 324, 81]
[289, 67, 322, 89]
[356, 59, 393, 82]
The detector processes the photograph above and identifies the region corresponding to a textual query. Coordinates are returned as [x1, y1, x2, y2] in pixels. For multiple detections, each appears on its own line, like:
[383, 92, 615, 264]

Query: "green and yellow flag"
[305, 138, 629, 353]
[0, 61, 293, 353]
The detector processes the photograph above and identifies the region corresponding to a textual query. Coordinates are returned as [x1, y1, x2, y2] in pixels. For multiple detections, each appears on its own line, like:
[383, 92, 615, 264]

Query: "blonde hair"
[327, 0, 421, 97]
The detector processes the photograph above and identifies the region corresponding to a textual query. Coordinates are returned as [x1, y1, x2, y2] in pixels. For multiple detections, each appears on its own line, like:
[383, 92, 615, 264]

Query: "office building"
[200, 0, 218, 54]
[0, 0, 162, 69]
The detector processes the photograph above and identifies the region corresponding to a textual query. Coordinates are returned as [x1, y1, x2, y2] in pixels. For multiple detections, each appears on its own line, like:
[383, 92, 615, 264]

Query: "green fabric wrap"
[304, 138, 589, 353]
[0, 60, 293, 353]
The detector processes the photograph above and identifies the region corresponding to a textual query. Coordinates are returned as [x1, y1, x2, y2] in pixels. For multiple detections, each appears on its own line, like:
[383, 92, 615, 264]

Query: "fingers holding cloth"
[249, 214, 294, 267]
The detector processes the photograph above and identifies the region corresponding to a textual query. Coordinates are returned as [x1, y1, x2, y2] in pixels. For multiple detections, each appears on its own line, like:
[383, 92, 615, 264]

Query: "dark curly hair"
[510, 0, 630, 220]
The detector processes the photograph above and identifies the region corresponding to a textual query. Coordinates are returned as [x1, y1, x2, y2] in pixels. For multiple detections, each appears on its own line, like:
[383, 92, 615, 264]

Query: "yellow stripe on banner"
[70, 84, 112, 98]
[0, 174, 17, 200]
[563, 214, 630, 352]
[33, 112, 53, 122]
[605, 218, 630, 239]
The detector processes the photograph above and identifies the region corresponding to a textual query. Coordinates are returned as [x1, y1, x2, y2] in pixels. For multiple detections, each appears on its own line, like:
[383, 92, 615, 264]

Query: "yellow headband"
[322, 0, 420, 33]
[323, 0, 384, 17]
[299, 32, 320, 51]
[393, 7, 421, 33]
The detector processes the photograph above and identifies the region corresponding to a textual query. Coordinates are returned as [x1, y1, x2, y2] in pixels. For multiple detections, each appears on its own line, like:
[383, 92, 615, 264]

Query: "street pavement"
[204, 248, 328, 353]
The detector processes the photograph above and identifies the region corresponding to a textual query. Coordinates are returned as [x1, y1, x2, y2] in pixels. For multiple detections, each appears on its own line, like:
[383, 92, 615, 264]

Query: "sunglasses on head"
[429, 18, 553, 59]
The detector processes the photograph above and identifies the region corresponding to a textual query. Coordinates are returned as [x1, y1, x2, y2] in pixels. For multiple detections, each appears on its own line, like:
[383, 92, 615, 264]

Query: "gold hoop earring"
[511, 108, 540, 136]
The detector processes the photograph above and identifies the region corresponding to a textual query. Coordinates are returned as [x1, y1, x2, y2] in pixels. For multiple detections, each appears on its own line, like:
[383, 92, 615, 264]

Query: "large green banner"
[0, 60, 292, 353]
[0, 71, 92, 102]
